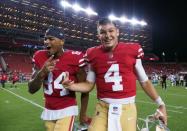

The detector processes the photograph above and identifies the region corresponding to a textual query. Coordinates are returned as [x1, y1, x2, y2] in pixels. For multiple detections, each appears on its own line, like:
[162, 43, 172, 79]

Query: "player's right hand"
[62, 72, 74, 89]
[79, 115, 92, 125]
[40, 55, 59, 75]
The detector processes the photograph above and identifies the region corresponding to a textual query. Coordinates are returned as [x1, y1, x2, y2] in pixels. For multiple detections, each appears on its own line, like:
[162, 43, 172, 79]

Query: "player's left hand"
[79, 115, 92, 125]
[154, 105, 167, 125]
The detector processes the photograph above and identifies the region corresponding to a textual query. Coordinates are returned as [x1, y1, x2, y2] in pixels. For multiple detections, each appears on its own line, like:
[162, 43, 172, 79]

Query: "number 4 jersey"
[33, 50, 85, 120]
[85, 42, 144, 100]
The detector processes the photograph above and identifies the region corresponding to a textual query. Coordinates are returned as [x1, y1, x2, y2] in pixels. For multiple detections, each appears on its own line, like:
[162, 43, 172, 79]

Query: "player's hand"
[40, 55, 59, 75]
[79, 115, 92, 125]
[61, 72, 74, 89]
[154, 105, 167, 125]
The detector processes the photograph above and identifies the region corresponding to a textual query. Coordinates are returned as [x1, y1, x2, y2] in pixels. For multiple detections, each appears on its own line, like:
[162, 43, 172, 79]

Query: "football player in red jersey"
[0, 73, 2, 87]
[28, 26, 90, 131]
[62, 18, 167, 131]
[11, 72, 19, 88]
[1, 72, 7, 88]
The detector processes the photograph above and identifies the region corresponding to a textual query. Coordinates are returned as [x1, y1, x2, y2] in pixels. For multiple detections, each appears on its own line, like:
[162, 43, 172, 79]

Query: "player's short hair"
[45, 26, 64, 40]
[97, 18, 117, 28]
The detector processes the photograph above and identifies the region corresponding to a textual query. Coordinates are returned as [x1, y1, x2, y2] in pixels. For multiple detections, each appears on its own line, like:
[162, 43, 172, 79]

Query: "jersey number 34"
[44, 72, 69, 96]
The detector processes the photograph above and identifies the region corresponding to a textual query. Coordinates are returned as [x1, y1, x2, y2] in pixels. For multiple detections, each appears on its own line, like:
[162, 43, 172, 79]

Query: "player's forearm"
[68, 81, 94, 93]
[28, 70, 45, 94]
[141, 80, 167, 125]
[80, 93, 89, 116]
[140, 80, 159, 101]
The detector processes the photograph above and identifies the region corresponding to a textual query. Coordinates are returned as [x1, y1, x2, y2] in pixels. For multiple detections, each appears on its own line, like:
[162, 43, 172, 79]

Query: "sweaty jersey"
[85, 42, 144, 99]
[33, 50, 84, 111]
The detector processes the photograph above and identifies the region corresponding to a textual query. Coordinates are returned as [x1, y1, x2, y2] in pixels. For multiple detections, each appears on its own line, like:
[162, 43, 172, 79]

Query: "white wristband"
[156, 109, 164, 116]
[155, 96, 165, 107]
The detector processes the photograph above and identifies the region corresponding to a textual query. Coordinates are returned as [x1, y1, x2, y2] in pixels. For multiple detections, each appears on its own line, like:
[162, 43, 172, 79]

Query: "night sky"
[62, 0, 187, 62]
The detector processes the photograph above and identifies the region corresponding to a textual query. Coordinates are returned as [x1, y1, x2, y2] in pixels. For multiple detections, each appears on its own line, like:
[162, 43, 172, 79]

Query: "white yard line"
[137, 90, 186, 97]
[166, 93, 186, 97]
[1, 87, 44, 109]
[90, 92, 187, 112]
[167, 109, 183, 114]
[137, 100, 187, 110]
[1, 87, 185, 115]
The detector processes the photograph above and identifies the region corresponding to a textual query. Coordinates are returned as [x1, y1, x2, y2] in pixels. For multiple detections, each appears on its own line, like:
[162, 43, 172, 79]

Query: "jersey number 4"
[44, 72, 69, 96]
[104, 64, 123, 91]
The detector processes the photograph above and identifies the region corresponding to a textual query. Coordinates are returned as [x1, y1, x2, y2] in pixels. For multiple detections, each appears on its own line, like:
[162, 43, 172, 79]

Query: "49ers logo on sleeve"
[71, 51, 81, 55]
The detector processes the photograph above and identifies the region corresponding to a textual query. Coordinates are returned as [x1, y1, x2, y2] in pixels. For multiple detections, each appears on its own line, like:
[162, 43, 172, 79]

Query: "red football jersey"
[33, 50, 84, 110]
[85, 42, 144, 99]
[13, 74, 19, 81]
[2, 74, 7, 81]
[0, 74, 2, 80]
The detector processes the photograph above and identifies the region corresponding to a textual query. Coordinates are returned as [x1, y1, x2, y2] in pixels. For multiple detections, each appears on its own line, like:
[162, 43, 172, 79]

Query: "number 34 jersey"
[85, 42, 144, 99]
[33, 50, 84, 110]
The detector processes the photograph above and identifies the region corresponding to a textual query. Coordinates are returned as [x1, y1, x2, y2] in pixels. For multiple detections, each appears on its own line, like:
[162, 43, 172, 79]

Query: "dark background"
[56, 0, 187, 62]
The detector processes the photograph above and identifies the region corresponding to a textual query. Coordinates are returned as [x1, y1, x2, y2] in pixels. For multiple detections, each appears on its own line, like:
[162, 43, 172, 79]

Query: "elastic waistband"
[100, 96, 135, 104]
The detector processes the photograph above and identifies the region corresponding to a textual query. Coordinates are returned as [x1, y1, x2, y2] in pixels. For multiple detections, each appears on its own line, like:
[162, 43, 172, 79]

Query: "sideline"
[1, 87, 44, 109]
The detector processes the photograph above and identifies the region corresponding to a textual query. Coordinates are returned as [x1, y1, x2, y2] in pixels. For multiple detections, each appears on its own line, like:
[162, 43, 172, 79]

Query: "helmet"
[137, 115, 170, 131]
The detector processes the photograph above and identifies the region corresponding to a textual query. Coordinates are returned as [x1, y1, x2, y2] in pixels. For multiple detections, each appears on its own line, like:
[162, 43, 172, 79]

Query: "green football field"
[0, 82, 187, 131]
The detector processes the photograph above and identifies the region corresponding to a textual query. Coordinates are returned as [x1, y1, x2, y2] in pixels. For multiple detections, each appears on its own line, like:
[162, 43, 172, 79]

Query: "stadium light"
[108, 14, 118, 21]
[140, 20, 147, 26]
[72, 4, 82, 12]
[85, 7, 98, 16]
[130, 18, 139, 25]
[108, 14, 147, 26]
[60, 1, 71, 8]
[60, 0, 98, 16]
[119, 16, 128, 23]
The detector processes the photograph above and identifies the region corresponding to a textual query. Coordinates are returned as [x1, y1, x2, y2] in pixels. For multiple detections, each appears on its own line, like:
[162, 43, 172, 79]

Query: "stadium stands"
[2, 52, 32, 74]
[143, 62, 187, 76]
[0, 0, 152, 52]
[0, 0, 186, 78]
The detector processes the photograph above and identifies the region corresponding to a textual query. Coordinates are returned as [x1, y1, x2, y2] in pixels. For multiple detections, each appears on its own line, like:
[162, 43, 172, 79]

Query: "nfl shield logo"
[113, 106, 118, 112]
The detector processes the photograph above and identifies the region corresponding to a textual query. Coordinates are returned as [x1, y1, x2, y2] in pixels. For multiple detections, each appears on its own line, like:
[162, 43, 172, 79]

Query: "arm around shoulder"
[63, 66, 95, 92]
[64, 80, 95, 93]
